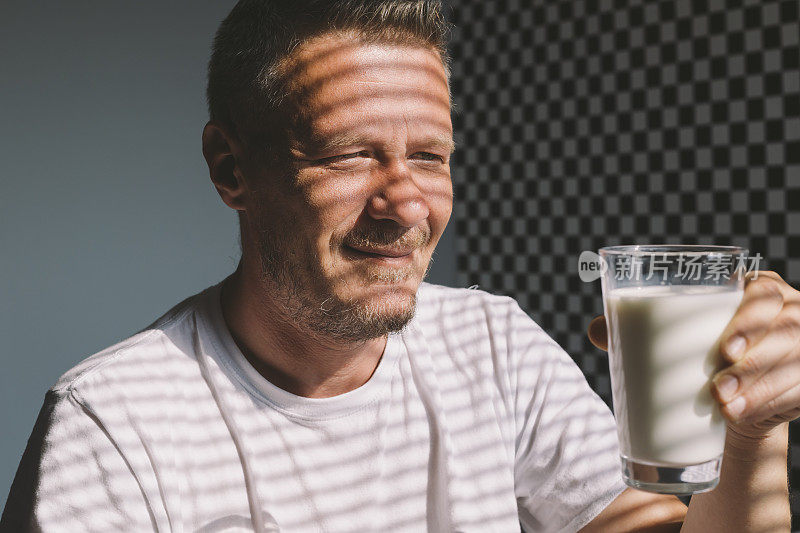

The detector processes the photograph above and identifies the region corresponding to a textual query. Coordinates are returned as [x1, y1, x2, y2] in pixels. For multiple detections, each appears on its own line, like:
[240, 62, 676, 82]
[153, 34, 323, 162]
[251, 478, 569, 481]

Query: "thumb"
[587, 315, 608, 351]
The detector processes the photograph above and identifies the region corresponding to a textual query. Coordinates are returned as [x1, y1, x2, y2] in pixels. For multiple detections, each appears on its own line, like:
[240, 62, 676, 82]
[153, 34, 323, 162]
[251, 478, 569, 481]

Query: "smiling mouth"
[343, 245, 416, 260]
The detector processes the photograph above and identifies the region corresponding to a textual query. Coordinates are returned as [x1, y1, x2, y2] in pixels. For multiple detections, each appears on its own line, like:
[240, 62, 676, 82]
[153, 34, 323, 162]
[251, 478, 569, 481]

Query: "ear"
[202, 121, 248, 211]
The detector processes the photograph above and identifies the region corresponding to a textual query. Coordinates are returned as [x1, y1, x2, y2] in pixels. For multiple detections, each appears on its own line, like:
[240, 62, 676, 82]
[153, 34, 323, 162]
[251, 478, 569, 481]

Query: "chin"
[353, 273, 421, 302]
[310, 288, 416, 341]
[358, 293, 418, 335]
[304, 265, 427, 340]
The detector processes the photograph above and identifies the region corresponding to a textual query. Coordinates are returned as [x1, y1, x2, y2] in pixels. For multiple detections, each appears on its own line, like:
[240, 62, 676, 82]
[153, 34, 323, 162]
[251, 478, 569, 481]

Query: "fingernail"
[725, 336, 746, 360]
[714, 374, 739, 401]
[726, 396, 746, 418]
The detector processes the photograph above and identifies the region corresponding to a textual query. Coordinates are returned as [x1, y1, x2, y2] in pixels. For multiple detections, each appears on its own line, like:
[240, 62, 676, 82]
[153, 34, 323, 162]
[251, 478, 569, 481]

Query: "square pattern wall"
[448, 0, 800, 523]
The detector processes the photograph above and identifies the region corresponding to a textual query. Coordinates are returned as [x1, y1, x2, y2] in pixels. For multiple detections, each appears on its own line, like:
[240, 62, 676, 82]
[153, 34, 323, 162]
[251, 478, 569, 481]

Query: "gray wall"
[0, 1, 457, 509]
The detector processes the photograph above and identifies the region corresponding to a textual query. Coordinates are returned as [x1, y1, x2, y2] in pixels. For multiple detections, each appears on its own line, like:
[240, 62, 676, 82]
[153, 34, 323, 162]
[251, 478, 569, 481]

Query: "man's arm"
[1, 389, 154, 532]
[682, 424, 789, 531]
[581, 424, 789, 532]
[580, 489, 685, 532]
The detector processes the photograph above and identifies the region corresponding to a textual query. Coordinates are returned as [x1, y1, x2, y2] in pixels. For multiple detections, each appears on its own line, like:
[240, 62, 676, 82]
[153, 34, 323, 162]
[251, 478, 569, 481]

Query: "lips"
[345, 244, 416, 258]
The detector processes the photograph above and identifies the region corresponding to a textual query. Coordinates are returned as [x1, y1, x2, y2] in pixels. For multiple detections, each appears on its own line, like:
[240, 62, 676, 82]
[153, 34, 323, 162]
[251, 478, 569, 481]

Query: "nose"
[366, 160, 430, 228]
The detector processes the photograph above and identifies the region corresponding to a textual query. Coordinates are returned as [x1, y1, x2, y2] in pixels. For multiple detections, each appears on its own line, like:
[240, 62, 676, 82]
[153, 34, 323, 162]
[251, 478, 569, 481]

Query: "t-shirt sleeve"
[0, 389, 154, 532]
[504, 301, 626, 532]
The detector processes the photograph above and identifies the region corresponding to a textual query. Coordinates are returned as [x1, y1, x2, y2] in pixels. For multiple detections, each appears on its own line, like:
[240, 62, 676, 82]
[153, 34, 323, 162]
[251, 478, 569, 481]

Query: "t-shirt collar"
[196, 282, 403, 420]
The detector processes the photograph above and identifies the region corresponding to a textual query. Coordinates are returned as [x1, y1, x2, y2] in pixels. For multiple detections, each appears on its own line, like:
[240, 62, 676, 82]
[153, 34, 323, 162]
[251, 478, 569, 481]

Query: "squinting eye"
[320, 150, 370, 164]
[412, 152, 445, 162]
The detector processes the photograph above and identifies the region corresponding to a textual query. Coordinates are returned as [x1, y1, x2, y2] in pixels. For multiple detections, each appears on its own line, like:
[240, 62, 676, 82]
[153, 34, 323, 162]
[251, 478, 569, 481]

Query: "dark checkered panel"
[447, 0, 800, 523]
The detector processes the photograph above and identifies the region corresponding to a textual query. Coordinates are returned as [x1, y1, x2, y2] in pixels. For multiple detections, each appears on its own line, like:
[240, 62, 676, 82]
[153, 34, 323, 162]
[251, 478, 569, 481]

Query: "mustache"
[342, 222, 431, 250]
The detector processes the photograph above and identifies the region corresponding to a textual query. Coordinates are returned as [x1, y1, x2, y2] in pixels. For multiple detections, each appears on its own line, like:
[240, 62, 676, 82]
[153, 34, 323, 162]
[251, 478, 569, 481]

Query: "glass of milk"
[599, 245, 747, 494]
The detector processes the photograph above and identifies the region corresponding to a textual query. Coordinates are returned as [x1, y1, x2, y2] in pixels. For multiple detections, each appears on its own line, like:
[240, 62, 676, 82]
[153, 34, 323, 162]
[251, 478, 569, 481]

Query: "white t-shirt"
[1, 282, 625, 532]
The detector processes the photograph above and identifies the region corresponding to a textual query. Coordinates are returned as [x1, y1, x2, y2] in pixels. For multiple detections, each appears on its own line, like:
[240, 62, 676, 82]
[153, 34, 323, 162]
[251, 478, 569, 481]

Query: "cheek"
[301, 169, 372, 211]
[304, 179, 370, 250]
[425, 179, 454, 238]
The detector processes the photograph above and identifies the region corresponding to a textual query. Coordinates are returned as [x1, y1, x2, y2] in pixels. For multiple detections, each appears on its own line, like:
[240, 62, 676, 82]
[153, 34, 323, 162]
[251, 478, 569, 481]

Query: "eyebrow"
[422, 135, 457, 154]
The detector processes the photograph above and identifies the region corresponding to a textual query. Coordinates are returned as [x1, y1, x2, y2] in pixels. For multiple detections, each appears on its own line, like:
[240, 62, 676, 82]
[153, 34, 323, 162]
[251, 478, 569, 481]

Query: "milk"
[605, 286, 743, 466]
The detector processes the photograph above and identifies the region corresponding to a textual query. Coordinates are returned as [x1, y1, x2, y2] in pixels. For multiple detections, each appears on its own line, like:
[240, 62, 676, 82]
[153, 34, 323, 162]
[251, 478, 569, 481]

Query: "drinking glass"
[599, 245, 748, 494]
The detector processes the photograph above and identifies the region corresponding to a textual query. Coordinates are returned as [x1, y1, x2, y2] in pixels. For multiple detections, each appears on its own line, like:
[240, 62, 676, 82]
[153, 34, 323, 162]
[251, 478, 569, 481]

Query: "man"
[1, 0, 794, 530]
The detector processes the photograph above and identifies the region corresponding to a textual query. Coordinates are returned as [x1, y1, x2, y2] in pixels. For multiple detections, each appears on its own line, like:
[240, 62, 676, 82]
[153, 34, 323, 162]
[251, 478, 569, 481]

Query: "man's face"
[243, 34, 454, 341]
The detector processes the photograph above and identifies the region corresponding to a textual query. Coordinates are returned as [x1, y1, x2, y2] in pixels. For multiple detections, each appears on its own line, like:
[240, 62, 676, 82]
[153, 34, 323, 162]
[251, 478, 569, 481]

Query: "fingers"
[713, 301, 800, 422]
[587, 315, 608, 351]
[717, 276, 785, 365]
[734, 370, 800, 425]
[746, 270, 788, 290]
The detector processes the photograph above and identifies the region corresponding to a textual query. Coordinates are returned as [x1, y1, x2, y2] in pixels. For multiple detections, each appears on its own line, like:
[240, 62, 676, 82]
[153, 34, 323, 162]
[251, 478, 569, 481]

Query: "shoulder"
[51, 288, 210, 403]
[413, 283, 578, 381]
[415, 282, 522, 322]
[414, 282, 550, 342]
[412, 283, 563, 371]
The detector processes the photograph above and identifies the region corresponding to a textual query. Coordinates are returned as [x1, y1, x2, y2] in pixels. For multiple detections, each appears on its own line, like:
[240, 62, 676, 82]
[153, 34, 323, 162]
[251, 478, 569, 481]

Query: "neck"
[219, 265, 387, 398]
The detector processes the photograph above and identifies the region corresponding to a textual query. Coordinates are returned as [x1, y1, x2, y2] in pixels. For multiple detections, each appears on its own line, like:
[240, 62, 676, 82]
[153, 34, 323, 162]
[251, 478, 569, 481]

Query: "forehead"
[282, 33, 452, 145]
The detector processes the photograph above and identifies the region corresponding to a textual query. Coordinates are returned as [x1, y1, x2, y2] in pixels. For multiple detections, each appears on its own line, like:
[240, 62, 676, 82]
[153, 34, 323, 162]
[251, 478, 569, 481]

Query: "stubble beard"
[254, 225, 430, 342]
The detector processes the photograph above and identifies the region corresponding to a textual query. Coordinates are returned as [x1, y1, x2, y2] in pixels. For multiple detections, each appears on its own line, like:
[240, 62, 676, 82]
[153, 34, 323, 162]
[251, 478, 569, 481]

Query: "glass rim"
[599, 244, 748, 256]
